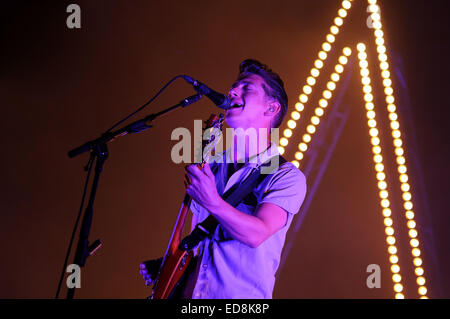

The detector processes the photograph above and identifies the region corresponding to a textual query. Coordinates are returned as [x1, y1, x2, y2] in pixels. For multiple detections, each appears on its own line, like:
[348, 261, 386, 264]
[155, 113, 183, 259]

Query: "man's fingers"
[203, 162, 214, 178]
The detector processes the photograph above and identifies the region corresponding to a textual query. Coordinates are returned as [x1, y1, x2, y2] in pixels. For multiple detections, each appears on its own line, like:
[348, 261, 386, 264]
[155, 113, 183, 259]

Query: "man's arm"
[185, 163, 287, 248]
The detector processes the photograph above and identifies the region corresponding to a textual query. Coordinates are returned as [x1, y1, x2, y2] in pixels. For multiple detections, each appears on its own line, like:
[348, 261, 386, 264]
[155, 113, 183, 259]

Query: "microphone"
[182, 75, 231, 110]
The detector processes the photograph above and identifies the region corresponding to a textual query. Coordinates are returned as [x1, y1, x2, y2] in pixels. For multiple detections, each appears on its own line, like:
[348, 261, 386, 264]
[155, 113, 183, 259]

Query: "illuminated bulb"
[380, 62, 389, 70]
[386, 236, 395, 245]
[409, 229, 418, 238]
[381, 199, 390, 209]
[418, 287, 427, 296]
[414, 258, 423, 267]
[377, 45, 386, 54]
[307, 125, 316, 134]
[407, 220, 416, 229]
[303, 134, 312, 143]
[392, 274, 401, 283]
[369, 128, 379, 137]
[299, 143, 308, 152]
[311, 68, 320, 77]
[360, 68, 369, 77]
[387, 103, 396, 112]
[359, 60, 369, 69]
[371, 137, 380, 146]
[330, 26, 339, 35]
[318, 51, 327, 60]
[385, 87, 393, 95]
[342, 0, 351, 10]
[363, 85, 372, 94]
[343, 47, 351, 57]
[391, 121, 400, 130]
[375, 29, 384, 38]
[376, 172, 385, 181]
[398, 166, 407, 175]
[386, 95, 395, 104]
[367, 110, 376, 119]
[393, 139, 402, 147]
[388, 246, 397, 255]
[412, 248, 421, 257]
[410, 239, 419, 248]
[358, 52, 368, 60]
[405, 210, 414, 219]
[392, 130, 401, 138]
[311, 116, 320, 125]
[291, 111, 301, 120]
[389, 255, 398, 264]
[404, 201, 413, 210]
[395, 148, 404, 157]
[303, 85, 313, 94]
[299, 94, 308, 103]
[378, 180, 387, 189]
[280, 137, 288, 147]
[338, 9, 347, 18]
[319, 99, 328, 108]
[362, 77, 371, 85]
[373, 21, 382, 29]
[391, 264, 400, 273]
[287, 120, 296, 129]
[385, 226, 394, 236]
[379, 53, 388, 62]
[368, 119, 377, 127]
[383, 208, 391, 217]
[401, 182, 410, 192]
[415, 267, 424, 276]
[323, 90, 332, 99]
[327, 81, 336, 91]
[278, 146, 285, 155]
[374, 154, 383, 163]
[383, 78, 392, 87]
[291, 160, 300, 168]
[372, 145, 381, 154]
[295, 102, 304, 112]
[375, 36, 384, 46]
[339, 56, 348, 65]
[295, 152, 303, 160]
[322, 42, 332, 52]
[307, 76, 316, 86]
[357, 43, 366, 51]
[283, 129, 292, 138]
[327, 34, 335, 43]
[394, 284, 403, 293]
[334, 17, 343, 26]
[384, 218, 393, 227]
[315, 59, 324, 69]
[389, 113, 398, 121]
[395, 293, 405, 299]
[402, 192, 411, 201]
[335, 64, 344, 73]
[365, 102, 375, 110]
[315, 108, 324, 117]
[331, 73, 340, 82]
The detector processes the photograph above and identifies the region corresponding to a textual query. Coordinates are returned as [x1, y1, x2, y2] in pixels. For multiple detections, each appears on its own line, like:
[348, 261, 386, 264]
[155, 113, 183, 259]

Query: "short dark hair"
[238, 59, 288, 128]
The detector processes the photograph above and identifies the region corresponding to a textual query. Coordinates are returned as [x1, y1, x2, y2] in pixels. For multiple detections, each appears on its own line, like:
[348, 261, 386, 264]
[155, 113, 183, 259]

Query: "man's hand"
[184, 163, 222, 212]
[139, 257, 163, 286]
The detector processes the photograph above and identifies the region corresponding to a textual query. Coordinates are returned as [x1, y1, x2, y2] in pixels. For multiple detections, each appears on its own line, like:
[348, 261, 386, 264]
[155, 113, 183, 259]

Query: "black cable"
[105, 75, 185, 133]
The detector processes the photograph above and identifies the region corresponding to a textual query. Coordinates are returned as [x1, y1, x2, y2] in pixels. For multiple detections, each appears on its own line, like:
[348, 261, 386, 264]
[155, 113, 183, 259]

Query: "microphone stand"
[64, 93, 203, 299]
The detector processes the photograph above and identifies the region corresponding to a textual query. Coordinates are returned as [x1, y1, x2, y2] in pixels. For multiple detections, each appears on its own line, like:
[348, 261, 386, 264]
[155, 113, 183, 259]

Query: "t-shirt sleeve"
[259, 163, 307, 223]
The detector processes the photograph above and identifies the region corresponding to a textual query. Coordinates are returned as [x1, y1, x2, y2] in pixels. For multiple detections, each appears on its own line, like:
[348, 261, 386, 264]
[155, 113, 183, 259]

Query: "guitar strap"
[179, 154, 287, 251]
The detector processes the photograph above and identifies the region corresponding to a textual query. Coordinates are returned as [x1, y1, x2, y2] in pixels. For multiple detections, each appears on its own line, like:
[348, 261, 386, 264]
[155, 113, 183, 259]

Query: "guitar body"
[150, 114, 223, 299]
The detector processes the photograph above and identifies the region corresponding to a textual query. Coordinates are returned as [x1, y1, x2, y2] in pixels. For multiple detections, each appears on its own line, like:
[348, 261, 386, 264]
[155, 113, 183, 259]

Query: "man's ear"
[264, 101, 281, 117]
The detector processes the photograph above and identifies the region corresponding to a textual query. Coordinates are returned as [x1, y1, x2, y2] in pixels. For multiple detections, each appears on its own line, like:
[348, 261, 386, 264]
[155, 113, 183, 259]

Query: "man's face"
[225, 73, 271, 130]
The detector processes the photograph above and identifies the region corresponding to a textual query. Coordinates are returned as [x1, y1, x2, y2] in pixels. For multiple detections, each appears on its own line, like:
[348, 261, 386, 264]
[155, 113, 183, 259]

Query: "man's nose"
[229, 89, 239, 98]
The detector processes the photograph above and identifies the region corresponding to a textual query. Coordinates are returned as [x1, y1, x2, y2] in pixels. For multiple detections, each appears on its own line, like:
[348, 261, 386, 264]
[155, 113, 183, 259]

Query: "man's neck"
[230, 128, 271, 164]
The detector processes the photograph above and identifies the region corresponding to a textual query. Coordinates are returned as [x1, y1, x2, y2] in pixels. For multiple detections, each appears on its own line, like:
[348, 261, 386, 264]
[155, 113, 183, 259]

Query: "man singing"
[141, 59, 307, 299]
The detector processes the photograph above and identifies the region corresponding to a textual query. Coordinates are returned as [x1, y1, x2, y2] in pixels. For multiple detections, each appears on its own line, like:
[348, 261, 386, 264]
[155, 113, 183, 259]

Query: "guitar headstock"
[201, 114, 224, 164]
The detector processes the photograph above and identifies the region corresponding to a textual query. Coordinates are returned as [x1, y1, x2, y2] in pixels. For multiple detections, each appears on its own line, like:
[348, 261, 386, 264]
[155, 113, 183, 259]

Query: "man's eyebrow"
[230, 80, 254, 89]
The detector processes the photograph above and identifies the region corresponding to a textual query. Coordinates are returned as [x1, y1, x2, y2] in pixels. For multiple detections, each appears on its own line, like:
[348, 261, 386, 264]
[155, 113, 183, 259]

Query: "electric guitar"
[150, 114, 224, 299]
